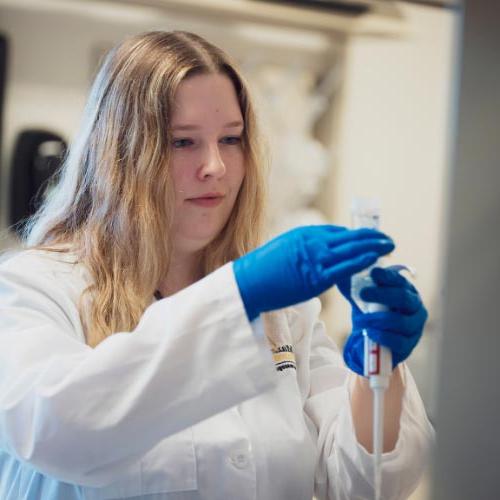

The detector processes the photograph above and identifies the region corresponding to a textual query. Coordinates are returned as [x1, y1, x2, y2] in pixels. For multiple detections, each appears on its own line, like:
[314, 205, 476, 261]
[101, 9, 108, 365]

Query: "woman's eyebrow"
[171, 121, 244, 131]
[224, 121, 244, 128]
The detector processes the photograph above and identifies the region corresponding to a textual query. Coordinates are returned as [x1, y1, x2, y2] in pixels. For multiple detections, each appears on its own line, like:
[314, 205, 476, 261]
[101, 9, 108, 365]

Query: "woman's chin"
[173, 232, 220, 254]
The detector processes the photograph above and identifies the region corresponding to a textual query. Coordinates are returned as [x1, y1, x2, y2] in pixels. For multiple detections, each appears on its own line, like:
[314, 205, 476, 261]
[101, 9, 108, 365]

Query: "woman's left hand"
[339, 267, 428, 375]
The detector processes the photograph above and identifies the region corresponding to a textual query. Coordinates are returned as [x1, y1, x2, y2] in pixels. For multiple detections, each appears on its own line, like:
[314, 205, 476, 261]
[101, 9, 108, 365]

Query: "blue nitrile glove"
[233, 225, 395, 322]
[339, 266, 428, 375]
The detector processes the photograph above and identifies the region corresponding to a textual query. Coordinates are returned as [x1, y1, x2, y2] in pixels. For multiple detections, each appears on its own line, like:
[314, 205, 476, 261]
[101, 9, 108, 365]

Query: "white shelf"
[112, 0, 408, 37]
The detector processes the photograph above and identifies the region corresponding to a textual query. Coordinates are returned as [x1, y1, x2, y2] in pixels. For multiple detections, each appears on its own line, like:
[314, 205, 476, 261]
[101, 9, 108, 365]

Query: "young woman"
[0, 31, 433, 499]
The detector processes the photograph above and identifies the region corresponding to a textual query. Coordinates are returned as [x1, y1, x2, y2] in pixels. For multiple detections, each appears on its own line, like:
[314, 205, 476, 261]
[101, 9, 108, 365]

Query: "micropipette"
[350, 198, 390, 500]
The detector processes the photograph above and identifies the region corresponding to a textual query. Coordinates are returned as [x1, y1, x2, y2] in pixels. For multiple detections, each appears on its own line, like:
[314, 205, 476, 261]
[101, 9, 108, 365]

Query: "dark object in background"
[0, 34, 8, 188]
[251, 0, 369, 14]
[9, 129, 66, 234]
[251, 0, 458, 12]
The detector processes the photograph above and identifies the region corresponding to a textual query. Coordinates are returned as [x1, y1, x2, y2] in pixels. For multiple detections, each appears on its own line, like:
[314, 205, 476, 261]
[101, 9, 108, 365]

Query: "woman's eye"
[172, 138, 193, 148]
[220, 136, 242, 145]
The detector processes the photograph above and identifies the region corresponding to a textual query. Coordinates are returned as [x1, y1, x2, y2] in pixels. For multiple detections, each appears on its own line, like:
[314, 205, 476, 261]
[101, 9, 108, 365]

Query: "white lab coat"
[0, 249, 434, 500]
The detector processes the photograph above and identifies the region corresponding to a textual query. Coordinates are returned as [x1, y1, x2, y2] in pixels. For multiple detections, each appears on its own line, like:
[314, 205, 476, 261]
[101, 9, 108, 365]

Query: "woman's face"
[169, 73, 245, 254]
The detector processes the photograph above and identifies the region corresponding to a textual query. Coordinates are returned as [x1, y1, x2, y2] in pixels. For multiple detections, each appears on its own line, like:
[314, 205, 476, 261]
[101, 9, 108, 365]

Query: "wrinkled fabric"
[0, 250, 434, 499]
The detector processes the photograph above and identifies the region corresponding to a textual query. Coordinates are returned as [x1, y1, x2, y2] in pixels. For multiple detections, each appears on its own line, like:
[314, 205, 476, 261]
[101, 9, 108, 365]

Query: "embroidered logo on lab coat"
[271, 344, 296, 371]
[262, 312, 296, 372]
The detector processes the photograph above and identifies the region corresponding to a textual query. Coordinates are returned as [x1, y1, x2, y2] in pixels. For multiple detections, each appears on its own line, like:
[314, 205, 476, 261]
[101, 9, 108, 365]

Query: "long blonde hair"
[23, 31, 268, 347]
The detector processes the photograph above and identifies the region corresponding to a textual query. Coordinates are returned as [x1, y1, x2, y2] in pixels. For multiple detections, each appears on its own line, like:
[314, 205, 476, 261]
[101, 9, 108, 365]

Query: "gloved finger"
[317, 239, 395, 267]
[355, 309, 427, 336]
[305, 224, 348, 233]
[322, 228, 393, 249]
[360, 286, 422, 315]
[324, 252, 380, 283]
[338, 280, 363, 313]
[370, 267, 418, 294]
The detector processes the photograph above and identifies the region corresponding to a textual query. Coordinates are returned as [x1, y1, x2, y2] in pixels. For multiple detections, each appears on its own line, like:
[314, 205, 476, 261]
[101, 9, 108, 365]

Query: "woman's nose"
[197, 144, 226, 180]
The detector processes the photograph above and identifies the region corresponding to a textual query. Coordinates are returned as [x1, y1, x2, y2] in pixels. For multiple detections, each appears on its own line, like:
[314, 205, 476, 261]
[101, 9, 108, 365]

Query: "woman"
[0, 31, 433, 499]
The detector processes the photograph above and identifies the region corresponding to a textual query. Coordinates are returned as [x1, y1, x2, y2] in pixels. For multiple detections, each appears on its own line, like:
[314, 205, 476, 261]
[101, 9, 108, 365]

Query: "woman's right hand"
[233, 225, 395, 321]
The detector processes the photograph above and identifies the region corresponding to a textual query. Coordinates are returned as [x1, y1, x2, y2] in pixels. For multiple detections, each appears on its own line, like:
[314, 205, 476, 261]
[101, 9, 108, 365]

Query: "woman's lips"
[187, 196, 224, 207]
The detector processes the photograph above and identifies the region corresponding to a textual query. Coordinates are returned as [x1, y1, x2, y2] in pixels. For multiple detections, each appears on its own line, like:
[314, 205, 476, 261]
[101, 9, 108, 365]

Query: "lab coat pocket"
[139, 427, 198, 494]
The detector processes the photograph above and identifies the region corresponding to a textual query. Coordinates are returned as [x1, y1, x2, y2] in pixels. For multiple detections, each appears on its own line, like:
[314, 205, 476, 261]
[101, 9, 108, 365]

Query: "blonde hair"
[23, 31, 268, 347]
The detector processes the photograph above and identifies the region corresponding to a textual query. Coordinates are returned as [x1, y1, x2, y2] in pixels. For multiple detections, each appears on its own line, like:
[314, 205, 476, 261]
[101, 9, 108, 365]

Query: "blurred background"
[0, 0, 464, 499]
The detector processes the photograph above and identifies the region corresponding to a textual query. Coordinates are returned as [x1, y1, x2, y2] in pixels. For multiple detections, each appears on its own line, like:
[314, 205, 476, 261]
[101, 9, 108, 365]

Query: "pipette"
[350, 198, 390, 500]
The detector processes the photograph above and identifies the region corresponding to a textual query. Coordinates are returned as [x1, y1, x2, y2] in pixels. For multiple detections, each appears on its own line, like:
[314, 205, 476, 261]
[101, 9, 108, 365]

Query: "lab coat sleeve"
[0, 252, 277, 487]
[298, 300, 435, 500]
